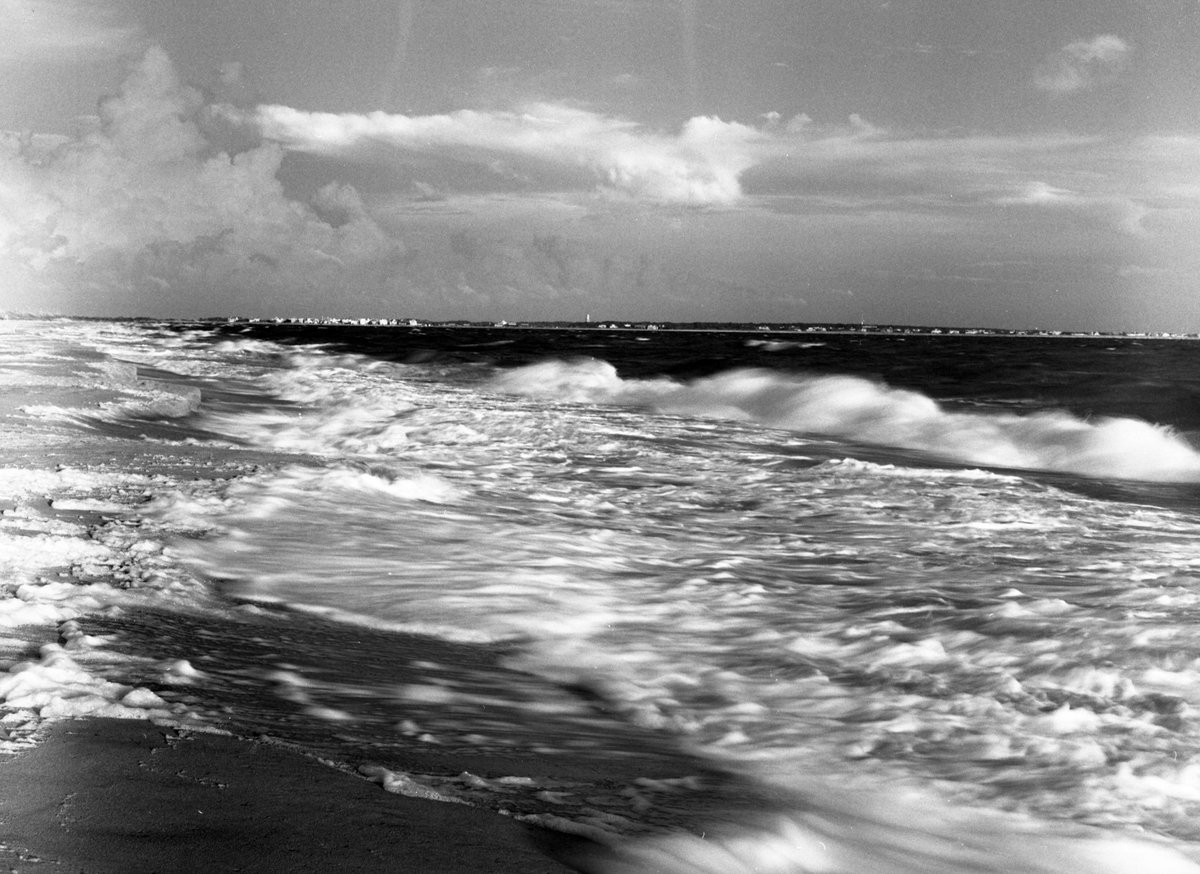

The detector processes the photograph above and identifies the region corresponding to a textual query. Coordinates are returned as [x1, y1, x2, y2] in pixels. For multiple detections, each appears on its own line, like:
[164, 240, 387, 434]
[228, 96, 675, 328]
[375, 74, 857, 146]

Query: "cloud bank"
[1034, 35, 1131, 94]
[2, 45, 1194, 325]
[0, 47, 405, 315]
[0, 47, 727, 318]
[256, 103, 763, 206]
[255, 100, 1181, 244]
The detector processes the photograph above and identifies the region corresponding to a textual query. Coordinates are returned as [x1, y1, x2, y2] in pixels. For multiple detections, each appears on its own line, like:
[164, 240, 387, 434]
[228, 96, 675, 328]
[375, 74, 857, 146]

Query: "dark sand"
[0, 718, 575, 873]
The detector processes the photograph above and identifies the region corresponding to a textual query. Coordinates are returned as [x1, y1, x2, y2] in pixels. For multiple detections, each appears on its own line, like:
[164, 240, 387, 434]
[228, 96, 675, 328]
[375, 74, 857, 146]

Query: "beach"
[0, 320, 590, 872]
[0, 319, 757, 872]
[0, 718, 572, 873]
[7, 6, 1200, 868]
[7, 318, 1200, 873]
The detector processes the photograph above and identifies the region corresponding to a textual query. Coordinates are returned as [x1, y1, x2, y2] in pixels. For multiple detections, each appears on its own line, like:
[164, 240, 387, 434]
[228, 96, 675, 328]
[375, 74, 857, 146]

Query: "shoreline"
[9, 321, 1200, 872]
[7, 314, 1195, 341]
[1, 322, 563, 872]
[0, 321, 742, 872]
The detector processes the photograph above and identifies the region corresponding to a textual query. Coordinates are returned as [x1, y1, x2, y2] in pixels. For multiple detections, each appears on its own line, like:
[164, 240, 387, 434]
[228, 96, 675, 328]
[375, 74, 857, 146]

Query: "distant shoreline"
[200, 318, 1200, 340]
[6, 313, 1194, 341]
[204, 320, 1200, 342]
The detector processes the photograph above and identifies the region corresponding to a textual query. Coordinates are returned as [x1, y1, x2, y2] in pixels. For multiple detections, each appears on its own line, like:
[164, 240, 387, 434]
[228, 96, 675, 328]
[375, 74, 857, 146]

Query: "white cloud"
[255, 103, 765, 206]
[257, 98, 1162, 233]
[0, 0, 142, 63]
[4, 44, 1195, 321]
[1034, 34, 1131, 95]
[0, 47, 406, 315]
[243, 94, 1200, 248]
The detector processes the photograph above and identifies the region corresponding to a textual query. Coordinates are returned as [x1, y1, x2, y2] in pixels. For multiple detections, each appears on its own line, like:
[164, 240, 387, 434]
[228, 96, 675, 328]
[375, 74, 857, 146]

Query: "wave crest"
[490, 359, 1200, 482]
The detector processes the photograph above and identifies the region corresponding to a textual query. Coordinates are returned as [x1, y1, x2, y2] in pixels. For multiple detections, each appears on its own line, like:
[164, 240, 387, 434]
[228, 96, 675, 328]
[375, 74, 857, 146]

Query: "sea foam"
[550, 755, 1200, 874]
[562, 806, 1200, 874]
[490, 359, 1200, 481]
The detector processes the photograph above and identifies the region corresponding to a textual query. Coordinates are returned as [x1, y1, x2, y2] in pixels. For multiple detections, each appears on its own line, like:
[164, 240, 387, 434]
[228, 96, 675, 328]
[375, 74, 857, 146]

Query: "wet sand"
[0, 718, 573, 873]
[0, 321, 724, 873]
[0, 323, 574, 872]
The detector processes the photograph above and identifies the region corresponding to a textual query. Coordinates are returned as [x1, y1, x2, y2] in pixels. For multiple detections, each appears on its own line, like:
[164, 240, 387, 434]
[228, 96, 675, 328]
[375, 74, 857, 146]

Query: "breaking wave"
[490, 359, 1200, 482]
[556, 783, 1200, 874]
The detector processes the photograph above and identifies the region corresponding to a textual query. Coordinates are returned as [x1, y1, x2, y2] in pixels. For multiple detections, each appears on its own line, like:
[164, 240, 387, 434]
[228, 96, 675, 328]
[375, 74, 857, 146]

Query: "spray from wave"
[490, 359, 1200, 482]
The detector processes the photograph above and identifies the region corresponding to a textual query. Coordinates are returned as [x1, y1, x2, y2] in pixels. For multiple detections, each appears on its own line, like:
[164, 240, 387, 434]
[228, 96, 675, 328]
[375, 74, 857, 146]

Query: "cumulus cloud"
[1034, 34, 1131, 94]
[0, 47, 406, 315]
[256, 97, 1163, 235]
[3, 44, 1192, 321]
[253, 94, 1192, 246]
[0, 0, 142, 63]
[255, 103, 765, 206]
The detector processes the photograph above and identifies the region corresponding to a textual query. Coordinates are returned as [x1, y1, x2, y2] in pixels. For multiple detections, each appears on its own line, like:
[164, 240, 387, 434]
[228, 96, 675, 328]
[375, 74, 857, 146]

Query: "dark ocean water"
[213, 322, 1200, 500]
[217, 322, 1200, 425]
[8, 319, 1200, 872]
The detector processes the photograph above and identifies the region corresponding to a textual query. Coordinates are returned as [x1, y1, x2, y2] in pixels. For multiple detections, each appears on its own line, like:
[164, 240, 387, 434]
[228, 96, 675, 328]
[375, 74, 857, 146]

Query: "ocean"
[5, 317, 1200, 872]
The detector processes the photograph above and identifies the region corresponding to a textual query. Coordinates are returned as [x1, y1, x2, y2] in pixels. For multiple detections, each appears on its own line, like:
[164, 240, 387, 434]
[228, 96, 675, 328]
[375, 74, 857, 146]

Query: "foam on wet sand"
[0, 321, 575, 872]
[9, 320, 1200, 873]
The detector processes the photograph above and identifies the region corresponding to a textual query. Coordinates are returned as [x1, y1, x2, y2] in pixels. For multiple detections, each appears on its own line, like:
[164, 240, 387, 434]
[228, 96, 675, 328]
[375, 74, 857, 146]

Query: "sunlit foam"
[553, 771, 1200, 873]
[191, 348, 428, 456]
[28, 322, 1198, 857]
[490, 359, 1200, 482]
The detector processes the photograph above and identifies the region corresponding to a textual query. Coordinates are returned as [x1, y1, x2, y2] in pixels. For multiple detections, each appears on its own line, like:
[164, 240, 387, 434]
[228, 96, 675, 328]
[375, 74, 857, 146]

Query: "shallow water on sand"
[6, 318, 1200, 871]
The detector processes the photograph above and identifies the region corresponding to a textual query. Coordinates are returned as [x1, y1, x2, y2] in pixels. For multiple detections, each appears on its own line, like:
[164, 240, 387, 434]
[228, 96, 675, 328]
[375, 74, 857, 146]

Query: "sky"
[1, 0, 1198, 330]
